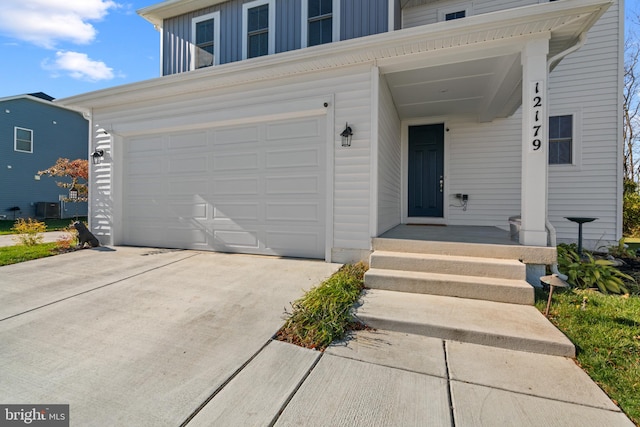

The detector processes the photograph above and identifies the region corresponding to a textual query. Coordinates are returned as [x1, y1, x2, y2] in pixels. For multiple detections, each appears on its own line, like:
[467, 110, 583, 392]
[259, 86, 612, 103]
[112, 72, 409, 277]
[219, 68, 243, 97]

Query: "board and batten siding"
[403, 0, 622, 247]
[89, 65, 374, 261]
[377, 74, 402, 234]
[162, 0, 389, 76]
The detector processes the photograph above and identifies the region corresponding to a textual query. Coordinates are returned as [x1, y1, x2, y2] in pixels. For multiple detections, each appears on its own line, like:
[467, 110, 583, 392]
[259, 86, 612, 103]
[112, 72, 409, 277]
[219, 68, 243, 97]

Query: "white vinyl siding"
[89, 66, 373, 260]
[377, 74, 402, 234]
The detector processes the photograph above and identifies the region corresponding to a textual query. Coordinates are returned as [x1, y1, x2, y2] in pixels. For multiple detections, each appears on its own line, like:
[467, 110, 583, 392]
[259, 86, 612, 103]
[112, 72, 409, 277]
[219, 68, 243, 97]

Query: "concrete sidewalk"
[0, 247, 634, 426]
[0, 231, 69, 247]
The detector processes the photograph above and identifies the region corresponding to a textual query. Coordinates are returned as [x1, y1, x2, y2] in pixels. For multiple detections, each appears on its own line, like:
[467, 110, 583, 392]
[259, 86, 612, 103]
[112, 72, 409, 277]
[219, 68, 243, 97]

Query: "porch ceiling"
[384, 53, 522, 121]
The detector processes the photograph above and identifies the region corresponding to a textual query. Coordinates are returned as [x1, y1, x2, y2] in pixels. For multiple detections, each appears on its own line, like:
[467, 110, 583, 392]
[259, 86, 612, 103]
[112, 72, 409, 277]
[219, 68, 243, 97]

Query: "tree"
[38, 158, 89, 202]
[624, 36, 640, 183]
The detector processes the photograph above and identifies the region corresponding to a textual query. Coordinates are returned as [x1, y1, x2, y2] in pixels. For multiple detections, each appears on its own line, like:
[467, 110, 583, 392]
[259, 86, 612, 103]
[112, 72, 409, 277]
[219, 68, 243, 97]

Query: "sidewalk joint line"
[0, 252, 201, 323]
[443, 340, 456, 427]
[180, 338, 273, 426]
[268, 350, 324, 427]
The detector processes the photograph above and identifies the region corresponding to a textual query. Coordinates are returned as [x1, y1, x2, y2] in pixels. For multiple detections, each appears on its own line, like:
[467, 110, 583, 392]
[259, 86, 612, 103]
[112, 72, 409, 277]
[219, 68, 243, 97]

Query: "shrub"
[11, 218, 47, 246]
[623, 179, 640, 237]
[557, 244, 633, 294]
[55, 224, 78, 251]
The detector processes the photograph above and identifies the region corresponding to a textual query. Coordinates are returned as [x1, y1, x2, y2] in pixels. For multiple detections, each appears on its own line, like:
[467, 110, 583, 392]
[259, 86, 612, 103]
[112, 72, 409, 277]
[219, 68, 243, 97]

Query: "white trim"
[324, 93, 335, 262]
[548, 109, 582, 171]
[400, 116, 449, 225]
[191, 11, 221, 70]
[388, 0, 395, 32]
[370, 66, 380, 239]
[14, 126, 33, 153]
[301, 0, 340, 48]
[242, 0, 276, 60]
[437, 2, 473, 22]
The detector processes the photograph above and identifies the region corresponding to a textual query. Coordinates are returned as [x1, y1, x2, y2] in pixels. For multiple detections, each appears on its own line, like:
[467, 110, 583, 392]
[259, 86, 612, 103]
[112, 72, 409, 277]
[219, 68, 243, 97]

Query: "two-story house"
[58, 0, 622, 264]
[1, 93, 89, 220]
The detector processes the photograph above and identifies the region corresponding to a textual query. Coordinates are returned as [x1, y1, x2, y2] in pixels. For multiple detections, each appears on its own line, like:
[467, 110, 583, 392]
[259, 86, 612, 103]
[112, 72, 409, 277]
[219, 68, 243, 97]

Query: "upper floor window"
[242, 0, 275, 59]
[445, 11, 465, 21]
[302, 0, 339, 48]
[15, 127, 33, 153]
[549, 115, 573, 165]
[192, 12, 220, 69]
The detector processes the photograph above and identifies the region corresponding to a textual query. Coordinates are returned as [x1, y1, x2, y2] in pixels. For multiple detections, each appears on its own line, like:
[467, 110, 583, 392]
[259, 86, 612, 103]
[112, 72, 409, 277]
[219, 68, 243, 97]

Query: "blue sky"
[0, 1, 637, 101]
[0, 0, 160, 100]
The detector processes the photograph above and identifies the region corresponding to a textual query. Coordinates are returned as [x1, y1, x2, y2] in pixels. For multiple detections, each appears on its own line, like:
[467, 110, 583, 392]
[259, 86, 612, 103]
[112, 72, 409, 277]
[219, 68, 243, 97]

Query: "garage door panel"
[213, 203, 260, 221]
[212, 152, 260, 171]
[266, 176, 320, 195]
[212, 177, 260, 195]
[266, 148, 320, 169]
[128, 136, 163, 153]
[123, 115, 326, 259]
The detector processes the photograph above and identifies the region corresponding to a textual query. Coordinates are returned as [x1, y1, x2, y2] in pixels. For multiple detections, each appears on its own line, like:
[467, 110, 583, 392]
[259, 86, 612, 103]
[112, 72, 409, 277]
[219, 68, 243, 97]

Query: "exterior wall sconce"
[340, 123, 353, 147]
[92, 149, 104, 164]
[69, 186, 78, 201]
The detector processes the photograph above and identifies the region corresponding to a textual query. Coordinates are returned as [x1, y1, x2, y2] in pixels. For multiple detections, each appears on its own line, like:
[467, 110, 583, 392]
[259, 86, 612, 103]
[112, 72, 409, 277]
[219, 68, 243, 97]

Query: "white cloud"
[43, 51, 115, 82]
[0, 0, 119, 48]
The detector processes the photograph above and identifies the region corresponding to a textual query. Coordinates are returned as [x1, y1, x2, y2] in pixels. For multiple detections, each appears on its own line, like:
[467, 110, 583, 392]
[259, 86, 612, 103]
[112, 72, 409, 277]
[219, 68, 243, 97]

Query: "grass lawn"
[536, 288, 640, 425]
[0, 242, 59, 266]
[0, 217, 87, 235]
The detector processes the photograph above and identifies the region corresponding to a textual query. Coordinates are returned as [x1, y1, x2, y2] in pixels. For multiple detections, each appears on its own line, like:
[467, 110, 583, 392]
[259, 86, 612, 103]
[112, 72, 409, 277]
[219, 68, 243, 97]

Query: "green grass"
[276, 262, 368, 351]
[536, 288, 640, 425]
[0, 242, 59, 266]
[0, 217, 87, 235]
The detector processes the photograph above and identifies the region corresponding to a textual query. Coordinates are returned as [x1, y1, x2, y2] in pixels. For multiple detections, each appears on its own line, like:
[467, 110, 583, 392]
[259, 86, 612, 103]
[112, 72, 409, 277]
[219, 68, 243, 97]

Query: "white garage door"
[122, 116, 326, 259]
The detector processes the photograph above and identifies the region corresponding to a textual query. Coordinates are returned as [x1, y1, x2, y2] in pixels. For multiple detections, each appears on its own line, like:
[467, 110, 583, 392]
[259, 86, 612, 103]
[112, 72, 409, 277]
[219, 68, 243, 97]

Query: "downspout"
[543, 33, 587, 281]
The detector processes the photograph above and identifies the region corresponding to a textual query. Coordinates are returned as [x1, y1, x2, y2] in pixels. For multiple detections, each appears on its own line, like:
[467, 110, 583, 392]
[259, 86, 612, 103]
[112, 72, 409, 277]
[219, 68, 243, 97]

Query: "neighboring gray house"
[0, 93, 89, 220]
[59, 0, 622, 262]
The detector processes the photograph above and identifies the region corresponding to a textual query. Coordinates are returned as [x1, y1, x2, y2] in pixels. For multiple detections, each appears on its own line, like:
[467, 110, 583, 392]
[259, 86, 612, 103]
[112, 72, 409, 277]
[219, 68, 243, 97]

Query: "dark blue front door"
[408, 124, 444, 217]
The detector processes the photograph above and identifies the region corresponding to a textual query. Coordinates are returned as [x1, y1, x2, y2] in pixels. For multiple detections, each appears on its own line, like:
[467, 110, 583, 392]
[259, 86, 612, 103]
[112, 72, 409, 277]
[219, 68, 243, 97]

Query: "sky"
[0, 0, 160, 100]
[0, 0, 637, 102]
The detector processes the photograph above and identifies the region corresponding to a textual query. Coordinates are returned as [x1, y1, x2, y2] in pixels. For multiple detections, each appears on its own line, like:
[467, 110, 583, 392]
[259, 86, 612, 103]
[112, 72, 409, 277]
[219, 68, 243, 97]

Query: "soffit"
[59, 0, 612, 114]
[139, 0, 228, 27]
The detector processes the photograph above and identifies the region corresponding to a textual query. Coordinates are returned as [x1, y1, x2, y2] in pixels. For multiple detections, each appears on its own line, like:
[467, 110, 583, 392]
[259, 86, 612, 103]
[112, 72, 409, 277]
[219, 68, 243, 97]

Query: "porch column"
[520, 37, 550, 246]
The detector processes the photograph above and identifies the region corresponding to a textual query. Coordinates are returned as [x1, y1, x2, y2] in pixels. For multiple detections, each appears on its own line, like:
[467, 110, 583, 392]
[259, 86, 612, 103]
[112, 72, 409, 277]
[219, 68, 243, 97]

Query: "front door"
[408, 124, 444, 217]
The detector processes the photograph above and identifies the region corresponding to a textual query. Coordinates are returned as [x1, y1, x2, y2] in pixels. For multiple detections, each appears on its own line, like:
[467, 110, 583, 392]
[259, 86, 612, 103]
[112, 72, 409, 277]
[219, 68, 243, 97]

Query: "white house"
[58, 0, 622, 263]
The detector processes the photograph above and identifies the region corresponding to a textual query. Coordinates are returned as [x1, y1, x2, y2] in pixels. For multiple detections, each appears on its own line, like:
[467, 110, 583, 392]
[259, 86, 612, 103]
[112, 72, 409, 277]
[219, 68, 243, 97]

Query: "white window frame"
[14, 127, 33, 153]
[242, 0, 276, 60]
[548, 109, 582, 170]
[437, 2, 472, 22]
[301, 0, 340, 48]
[191, 11, 221, 70]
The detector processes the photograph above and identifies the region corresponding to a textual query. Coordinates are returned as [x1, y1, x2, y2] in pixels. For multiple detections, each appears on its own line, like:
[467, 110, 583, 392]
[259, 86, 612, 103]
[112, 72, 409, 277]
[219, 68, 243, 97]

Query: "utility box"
[36, 202, 61, 219]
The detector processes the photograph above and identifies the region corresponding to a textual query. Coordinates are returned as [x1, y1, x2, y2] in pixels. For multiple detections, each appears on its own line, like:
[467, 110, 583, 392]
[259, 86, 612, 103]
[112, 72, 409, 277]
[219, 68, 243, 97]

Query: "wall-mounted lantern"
[91, 149, 104, 165]
[69, 186, 78, 201]
[340, 123, 353, 147]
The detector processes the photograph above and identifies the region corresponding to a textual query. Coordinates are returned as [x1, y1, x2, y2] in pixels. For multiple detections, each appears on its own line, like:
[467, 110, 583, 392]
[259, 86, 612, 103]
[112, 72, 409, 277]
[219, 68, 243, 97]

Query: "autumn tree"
[38, 158, 89, 202]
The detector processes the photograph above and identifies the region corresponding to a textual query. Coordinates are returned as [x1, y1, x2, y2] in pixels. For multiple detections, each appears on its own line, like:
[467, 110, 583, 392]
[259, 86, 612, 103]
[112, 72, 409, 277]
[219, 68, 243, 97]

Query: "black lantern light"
[340, 122, 353, 147]
[91, 149, 104, 165]
[69, 186, 78, 201]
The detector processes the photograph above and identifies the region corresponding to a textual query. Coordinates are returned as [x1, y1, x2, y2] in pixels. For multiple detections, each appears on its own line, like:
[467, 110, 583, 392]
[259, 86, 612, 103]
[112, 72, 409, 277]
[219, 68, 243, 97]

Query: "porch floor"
[379, 224, 516, 246]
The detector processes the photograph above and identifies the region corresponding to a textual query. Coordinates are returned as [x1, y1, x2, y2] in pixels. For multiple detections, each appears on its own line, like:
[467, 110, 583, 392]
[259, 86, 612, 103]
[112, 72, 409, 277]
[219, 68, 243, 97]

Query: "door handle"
[439, 176, 444, 193]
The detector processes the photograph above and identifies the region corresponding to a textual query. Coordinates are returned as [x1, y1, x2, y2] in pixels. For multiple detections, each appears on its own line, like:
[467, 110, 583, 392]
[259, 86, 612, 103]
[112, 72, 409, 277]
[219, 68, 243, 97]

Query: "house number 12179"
[530, 80, 544, 152]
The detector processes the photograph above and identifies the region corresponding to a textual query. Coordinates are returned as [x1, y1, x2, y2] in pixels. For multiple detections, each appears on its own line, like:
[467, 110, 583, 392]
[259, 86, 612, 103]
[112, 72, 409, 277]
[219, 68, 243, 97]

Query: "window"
[445, 10, 466, 21]
[14, 127, 33, 153]
[549, 115, 572, 164]
[192, 12, 220, 69]
[307, 0, 333, 46]
[242, 0, 275, 59]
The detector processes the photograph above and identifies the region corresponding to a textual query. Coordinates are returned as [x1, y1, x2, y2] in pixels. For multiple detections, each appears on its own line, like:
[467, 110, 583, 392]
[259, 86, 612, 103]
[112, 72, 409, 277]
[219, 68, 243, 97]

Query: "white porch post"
[520, 37, 550, 246]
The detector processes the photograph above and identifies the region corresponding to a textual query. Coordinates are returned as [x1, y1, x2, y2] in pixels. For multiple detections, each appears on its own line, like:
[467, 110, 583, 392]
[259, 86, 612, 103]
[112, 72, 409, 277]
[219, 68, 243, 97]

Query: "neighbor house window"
[242, 0, 275, 59]
[549, 115, 573, 165]
[192, 12, 220, 69]
[14, 127, 33, 153]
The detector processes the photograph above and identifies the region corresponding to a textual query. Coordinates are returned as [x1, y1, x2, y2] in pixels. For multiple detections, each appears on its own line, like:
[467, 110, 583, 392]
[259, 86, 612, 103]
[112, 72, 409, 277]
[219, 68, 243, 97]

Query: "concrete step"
[373, 238, 556, 265]
[369, 251, 526, 280]
[364, 268, 533, 305]
[356, 289, 575, 357]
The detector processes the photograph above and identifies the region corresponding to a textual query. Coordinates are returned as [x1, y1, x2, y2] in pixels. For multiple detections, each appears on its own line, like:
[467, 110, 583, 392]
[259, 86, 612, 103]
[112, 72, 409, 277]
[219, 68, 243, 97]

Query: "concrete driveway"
[0, 247, 340, 426]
